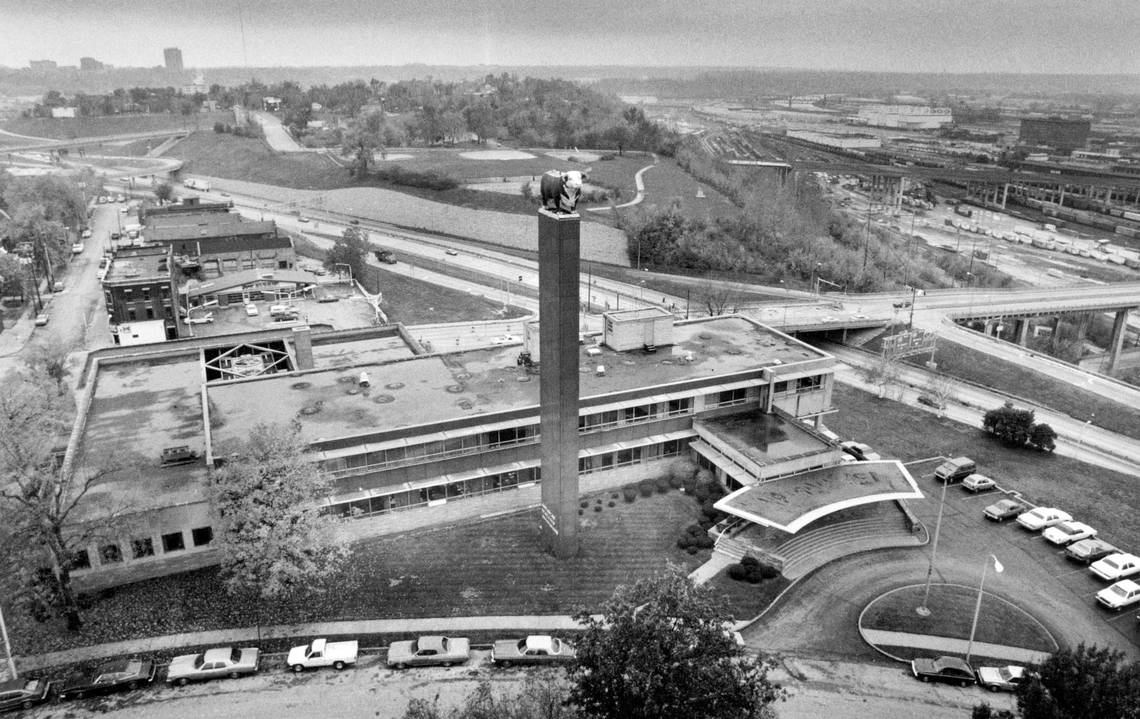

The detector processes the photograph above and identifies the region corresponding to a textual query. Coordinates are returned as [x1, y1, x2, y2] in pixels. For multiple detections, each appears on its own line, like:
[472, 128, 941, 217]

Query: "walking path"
[589, 157, 656, 211]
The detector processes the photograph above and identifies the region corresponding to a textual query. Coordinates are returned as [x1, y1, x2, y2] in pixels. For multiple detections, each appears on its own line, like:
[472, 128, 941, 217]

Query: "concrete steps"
[777, 518, 921, 580]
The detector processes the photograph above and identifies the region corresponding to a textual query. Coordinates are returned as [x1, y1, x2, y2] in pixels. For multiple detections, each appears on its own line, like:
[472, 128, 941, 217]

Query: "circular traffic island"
[859, 583, 1058, 663]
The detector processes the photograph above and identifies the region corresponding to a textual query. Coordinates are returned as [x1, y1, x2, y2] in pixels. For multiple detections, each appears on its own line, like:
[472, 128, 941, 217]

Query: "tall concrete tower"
[537, 208, 580, 558]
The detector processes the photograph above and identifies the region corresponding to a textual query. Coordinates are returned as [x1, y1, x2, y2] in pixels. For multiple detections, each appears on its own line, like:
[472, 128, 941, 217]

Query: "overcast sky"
[3, 0, 1138, 74]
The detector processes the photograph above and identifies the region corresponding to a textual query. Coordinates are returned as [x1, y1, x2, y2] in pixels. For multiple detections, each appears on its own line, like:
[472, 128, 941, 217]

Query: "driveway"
[744, 466, 1140, 663]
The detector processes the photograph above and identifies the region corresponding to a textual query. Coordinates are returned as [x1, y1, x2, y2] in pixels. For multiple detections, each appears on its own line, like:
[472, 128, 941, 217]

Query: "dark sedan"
[0, 678, 54, 713]
[983, 498, 1027, 522]
[58, 660, 157, 701]
[911, 655, 975, 686]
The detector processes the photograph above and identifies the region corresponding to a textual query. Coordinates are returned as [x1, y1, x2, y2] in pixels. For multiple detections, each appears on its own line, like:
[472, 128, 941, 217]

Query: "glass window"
[667, 397, 692, 415]
[796, 375, 822, 391]
[127, 309, 137, 321]
[578, 456, 595, 474]
[191, 526, 213, 546]
[773, 381, 790, 395]
[145, 307, 154, 319]
[69, 549, 91, 570]
[132, 537, 155, 558]
[162, 531, 185, 553]
[100, 544, 123, 564]
[599, 453, 615, 470]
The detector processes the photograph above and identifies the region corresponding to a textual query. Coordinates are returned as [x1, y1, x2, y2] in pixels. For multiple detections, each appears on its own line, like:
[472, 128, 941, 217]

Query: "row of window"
[71, 527, 213, 571]
[323, 396, 703, 478]
[328, 439, 686, 519]
[118, 285, 171, 302]
[202, 257, 291, 274]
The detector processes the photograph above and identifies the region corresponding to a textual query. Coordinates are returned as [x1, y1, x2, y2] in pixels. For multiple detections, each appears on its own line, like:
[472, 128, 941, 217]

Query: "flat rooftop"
[207, 316, 827, 453]
[700, 411, 831, 465]
[77, 353, 208, 518]
[104, 246, 170, 284]
[145, 220, 277, 243]
[715, 460, 923, 533]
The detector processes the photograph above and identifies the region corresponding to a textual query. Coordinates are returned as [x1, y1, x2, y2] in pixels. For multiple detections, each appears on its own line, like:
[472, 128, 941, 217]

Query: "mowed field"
[0, 112, 232, 140]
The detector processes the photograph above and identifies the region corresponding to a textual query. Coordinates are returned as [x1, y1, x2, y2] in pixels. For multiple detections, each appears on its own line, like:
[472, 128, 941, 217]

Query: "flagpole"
[965, 554, 1003, 665]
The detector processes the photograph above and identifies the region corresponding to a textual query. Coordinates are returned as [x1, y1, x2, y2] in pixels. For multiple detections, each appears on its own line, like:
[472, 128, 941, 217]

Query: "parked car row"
[2, 634, 575, 711]
[967, 463, 1140, 614]
[911, 656, 1029, 693]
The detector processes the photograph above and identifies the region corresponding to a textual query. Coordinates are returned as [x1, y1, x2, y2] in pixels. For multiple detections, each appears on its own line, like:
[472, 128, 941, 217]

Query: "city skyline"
[2, 0, 1138, 76]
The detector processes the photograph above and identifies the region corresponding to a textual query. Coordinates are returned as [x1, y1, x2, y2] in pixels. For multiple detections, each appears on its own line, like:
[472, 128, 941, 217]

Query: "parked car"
[1090, 553, 1140, 582]
[911, 655, 976, 686]
[976, 665, 1027, 693]
[983, 498, 1027, 522]
[81, 228, 92, 239]
[58, 659, 157, 700]
[72, 242, 85, 254]
[166, 646, 260, 685]
[1016, 507, 1071, 531]
[287, 638, 359, 672]
[934, 456, 977, 484]
[244, 303, 259, 316]
[1096, 579, 1140, 610]
[1042, 520, 1097, 546]
[916, 394, 945, 409]
[33, 313, 49, 327]
[1066, 538, 1119, 564]
[961, 473, 996, 492]
[386, 636, 470, 669]
[491, 635, 576, 667]
[445, 249, 459, 256]
[184, 313, 214, 324]
[110, 231, 122, 240]
[839, 441, 881, 461]
[0, 678, 54, 712]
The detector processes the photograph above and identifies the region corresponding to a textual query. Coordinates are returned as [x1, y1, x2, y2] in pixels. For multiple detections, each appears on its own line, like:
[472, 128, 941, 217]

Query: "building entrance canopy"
[714, 461, 923, 534]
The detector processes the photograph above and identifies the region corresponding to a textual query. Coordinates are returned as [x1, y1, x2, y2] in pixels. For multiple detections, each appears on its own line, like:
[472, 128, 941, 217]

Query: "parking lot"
[915, 462, 1140, 650]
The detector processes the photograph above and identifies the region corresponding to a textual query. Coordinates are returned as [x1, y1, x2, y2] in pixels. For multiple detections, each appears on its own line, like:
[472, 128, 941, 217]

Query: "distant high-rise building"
[164, 47, 183, 72]
[29, 59, 58, 71]
[1018, 117, 1091, 154]
[80, 57, 105, 71]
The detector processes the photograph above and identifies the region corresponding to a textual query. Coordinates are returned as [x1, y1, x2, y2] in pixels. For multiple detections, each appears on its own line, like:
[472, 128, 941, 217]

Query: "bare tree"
[0, 371, 122, 630]
[702, 288, 740, 316]
[925, 372, 957, 415]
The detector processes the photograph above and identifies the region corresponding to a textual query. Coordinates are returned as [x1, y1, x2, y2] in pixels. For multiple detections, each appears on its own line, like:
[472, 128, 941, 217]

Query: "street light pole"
[965, 554, 1004, 664]
[917, 478, 948, 616]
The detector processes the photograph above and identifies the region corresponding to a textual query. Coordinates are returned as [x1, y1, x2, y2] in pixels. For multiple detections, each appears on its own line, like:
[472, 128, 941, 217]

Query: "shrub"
[580, 501, 589, 509]
[668, 474, 684, 489]
[638, 480, 655, 497]
[740, 556, 760, 568]
[676, 536, 691, 550]
[655, 477, 671, 493]
[759, 564, 780, 579]
[681, 477, 697, 494]
[671, 458, 698, 484]
[611, 493, 619, 499]
[693, 483, 711, 502]
[745, 569, 763, 584]
[685, 545, 699, 555]
[694, 534, 714, 549]
[727, 564, 746, 581]
[608, 501, 615, 507]
[622, 485, 638, 502]
[593, 505, 602, 512]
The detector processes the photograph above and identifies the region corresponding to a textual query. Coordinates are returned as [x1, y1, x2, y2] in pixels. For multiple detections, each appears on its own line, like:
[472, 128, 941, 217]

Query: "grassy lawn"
[862, 584, 1056, 652]
[166, 131, 350, 190]
[896, 336, 1140, 439]
[373, 266, 530, 325]
[706, 570, 791, 622]
[826, 384, 1140, 548]
[10, 491, 707, 655]
[1, 113, 232, 140]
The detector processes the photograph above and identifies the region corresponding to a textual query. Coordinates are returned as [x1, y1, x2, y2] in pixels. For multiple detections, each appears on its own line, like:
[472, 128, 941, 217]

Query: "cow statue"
[539, 170, 585, 214]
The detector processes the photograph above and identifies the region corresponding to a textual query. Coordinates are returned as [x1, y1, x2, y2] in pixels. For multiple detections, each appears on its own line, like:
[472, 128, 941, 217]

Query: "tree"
[702, 288, 740, 316]
[1016, 644, 1140, 719]
[325, 226, 370, 282]
[341, 111, 388, 176]
[568, 566, 785, 719]
[154, 181, 174, 205]
[0, 370, 118, 631]
[971, 704, 1015, 719]
[0, 252, 27, 301]
[1028, 423, 1057, 453]
[924, 372, 957, 414]
[207, 422, 350, 606]
[2, 175, 86, 229]
[982, 402, 1036, 447]
[982, 402, 1057, 453]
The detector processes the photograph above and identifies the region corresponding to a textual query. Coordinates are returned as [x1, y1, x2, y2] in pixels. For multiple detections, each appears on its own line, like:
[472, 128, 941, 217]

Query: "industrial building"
[65, 311, 886, 588]
[101, 244, 178, 344]
[1019, 116, 1091, 154]
[854, 105, 952, 130]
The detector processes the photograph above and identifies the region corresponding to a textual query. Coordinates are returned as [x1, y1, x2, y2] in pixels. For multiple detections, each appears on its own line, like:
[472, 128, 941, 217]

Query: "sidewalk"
[861, 628, 1052, 665]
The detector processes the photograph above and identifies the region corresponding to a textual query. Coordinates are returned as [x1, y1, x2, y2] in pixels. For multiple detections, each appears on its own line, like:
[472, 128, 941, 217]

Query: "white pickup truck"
[287, 638, 359, 672]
